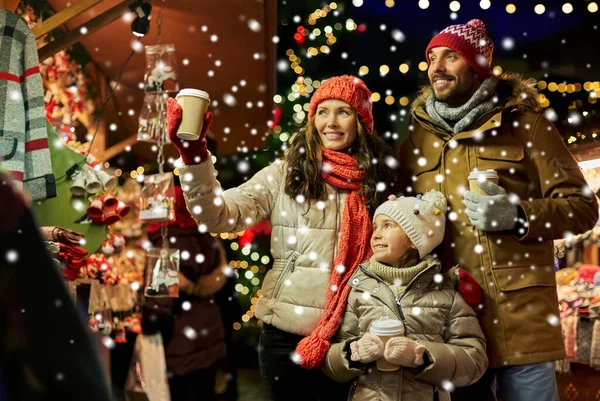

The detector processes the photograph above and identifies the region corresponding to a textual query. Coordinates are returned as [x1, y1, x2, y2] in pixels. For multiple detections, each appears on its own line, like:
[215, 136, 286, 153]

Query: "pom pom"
[467, 19, 486, 33]
[296, 335, 331, 370]
[422, 190, 447, 215]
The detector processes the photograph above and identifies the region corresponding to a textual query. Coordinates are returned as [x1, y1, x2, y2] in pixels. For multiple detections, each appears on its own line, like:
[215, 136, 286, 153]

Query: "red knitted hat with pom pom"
[425, 19, 494, 79]
[307, 75, 374, 133]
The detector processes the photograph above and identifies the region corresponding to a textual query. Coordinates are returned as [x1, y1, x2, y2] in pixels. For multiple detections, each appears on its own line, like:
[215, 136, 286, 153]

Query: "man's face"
[428, 47, 481, 107]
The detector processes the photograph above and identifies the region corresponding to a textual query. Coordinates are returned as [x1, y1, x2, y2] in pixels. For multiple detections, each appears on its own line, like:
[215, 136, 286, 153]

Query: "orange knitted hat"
[307, 75, 374, 133]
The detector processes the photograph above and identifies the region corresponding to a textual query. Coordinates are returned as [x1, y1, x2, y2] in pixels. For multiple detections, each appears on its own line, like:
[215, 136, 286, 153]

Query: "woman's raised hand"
[167, 97, 213, 165]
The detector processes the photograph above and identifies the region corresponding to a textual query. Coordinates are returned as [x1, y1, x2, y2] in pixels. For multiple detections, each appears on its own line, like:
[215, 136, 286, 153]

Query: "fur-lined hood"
[411, 72, 541, 115]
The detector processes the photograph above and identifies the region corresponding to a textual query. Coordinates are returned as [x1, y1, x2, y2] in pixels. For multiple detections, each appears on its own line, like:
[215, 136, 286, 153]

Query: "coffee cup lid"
[468, 169, 498, 180]
[176, 88, 210, 102]
[369, 317, 404, 336]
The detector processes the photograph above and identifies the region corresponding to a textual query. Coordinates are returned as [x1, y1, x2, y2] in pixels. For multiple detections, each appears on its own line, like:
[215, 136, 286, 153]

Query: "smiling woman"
[167, 74, 397, 401]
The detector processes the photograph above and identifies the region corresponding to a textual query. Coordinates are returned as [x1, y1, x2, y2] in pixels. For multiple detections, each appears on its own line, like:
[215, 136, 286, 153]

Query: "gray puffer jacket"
[324, 257, 488, 401]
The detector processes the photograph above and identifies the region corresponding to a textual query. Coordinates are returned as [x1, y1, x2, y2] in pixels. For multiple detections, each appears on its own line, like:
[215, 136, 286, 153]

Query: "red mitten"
[167, 97, 213, 166]
[456, 268, 483, 307]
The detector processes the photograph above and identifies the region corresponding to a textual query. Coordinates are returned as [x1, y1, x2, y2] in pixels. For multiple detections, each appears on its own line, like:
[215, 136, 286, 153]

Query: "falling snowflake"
[434, 274, 443, 283]
[223, 93, 237, 106]
[181, 251, 190, 260]
[196, 254, 205, 263]
[102, 337, 115, 349]
[294, 306, 304, 315]
[391, 29, 405, 43]
[385, 156, 399, 169]
[290, 352, 302, 364]
[412, 306, 422, 316]
[184, 327, 198, 340]
[237, 160, 250, 173]
[474, 244, 483, 254]
[441, 380, 455, 392]
[182, 301, 192, 311]
[502, 37, 515, 50]
[6, 250, 18, 263]
[547, 314, 560, 327]
[277, 60, 289, 72]
[248, 19, 262, 32]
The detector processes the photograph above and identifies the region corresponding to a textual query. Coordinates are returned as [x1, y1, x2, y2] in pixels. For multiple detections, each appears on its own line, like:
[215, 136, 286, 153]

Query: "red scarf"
[295, 147, 373, 369]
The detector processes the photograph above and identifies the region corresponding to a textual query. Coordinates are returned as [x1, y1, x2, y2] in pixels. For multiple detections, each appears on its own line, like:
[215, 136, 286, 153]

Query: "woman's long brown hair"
[283, 115, 397, 215]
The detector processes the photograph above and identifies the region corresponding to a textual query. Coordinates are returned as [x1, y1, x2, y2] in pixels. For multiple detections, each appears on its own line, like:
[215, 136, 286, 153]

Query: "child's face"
[371, 214, 417, 268]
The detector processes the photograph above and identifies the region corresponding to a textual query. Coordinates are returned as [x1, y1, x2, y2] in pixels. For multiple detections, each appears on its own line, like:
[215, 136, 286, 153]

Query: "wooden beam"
[37, 0, 137, 61]
[32, 0, 104, 40]
[98, 134, 138, 162]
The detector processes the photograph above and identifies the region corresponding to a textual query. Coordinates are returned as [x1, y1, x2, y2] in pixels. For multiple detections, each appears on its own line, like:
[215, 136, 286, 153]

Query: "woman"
[166, 75, 396, 401]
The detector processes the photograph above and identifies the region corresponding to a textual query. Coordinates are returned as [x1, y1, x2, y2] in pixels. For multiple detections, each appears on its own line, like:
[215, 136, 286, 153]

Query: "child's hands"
[383, 337, 425, 368]
[349, 332, 384, 363]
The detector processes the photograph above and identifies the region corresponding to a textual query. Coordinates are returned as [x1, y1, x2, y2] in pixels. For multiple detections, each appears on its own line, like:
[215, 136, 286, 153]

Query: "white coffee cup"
[468, 169, 499, 195]
[175, 88, 211, 140]
[369, 317, 404, 371]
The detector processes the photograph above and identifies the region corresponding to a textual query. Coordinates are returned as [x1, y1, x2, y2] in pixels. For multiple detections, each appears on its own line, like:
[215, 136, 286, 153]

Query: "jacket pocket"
[474, 144, 524, 162]
[553, 155, 581, 181]
[272, 253, 299, 299]
[492, 265, 556, 291]
[0, 137, 18, 161]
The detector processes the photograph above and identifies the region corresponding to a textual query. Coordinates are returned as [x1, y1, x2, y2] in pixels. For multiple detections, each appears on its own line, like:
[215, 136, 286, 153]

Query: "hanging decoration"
[136, 38, 179, 143]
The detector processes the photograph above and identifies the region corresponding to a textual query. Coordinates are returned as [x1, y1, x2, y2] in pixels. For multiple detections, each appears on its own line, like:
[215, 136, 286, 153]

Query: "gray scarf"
[425, 76, 499, 134]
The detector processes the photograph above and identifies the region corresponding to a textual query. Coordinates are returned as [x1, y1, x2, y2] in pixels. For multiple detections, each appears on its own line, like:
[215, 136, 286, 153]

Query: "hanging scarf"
[425, 76, 499, 134]
[295, 147, 373, 369]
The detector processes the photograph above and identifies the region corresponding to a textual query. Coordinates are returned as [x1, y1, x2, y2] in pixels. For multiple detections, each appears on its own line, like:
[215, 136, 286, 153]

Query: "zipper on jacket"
[272, 254, 299, 299]
[359, 268, 403, 322]
[395, 265, 435, 324]
[347, 380, 358, 401]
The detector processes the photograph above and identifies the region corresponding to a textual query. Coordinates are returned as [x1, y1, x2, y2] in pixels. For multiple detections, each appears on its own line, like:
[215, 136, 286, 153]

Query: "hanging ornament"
[143, 44, 179, 93]
[102, 240, 115, 255]
[111, 233, 126, 252]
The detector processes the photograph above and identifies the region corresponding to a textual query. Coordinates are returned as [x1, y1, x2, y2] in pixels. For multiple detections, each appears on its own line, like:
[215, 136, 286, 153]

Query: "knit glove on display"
[463, 181, 519, 232]
[166, 97, 213, 166]
[383, 337, 426, 368]
[349, 332, 384, 363]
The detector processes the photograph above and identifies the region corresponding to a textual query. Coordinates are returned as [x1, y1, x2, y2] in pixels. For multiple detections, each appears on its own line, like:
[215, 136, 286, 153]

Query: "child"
[324, 190, 488, 401]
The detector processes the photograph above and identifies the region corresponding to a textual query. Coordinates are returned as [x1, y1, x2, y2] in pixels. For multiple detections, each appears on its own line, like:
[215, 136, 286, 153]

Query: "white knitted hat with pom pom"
[374, 190, 448, 258]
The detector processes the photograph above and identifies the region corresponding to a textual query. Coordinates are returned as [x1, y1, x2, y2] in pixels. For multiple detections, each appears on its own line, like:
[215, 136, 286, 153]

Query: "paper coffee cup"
[175, 88, 211, 140]
[468, 169, 499, 195]
[369, 318, 404, 372]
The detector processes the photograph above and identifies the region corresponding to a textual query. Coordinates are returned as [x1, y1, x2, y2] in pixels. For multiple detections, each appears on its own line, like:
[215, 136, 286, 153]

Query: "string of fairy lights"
[270, 0, 600, 149]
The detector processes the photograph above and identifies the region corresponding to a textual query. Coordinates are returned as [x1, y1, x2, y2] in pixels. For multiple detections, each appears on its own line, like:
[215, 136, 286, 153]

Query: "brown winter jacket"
[398, 73, 599, 367]
[324, 257, 487, 401]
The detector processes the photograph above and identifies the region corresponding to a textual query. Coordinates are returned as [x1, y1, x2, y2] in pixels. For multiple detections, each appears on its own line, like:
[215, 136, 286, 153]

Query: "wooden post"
[31, 0, 104, 39]
[37, 0, 138, 61]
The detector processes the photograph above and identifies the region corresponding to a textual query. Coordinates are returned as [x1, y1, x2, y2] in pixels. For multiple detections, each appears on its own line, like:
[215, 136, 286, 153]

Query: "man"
[398, 19, 599, 401]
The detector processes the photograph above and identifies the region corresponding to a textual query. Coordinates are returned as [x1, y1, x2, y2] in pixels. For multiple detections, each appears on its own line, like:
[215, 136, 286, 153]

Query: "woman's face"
[314, 99, 358, 151]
